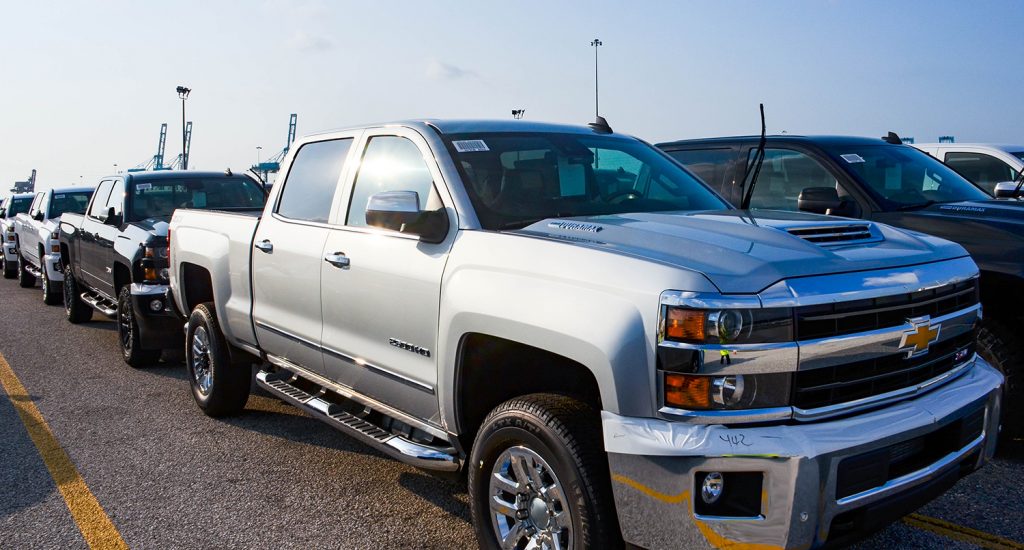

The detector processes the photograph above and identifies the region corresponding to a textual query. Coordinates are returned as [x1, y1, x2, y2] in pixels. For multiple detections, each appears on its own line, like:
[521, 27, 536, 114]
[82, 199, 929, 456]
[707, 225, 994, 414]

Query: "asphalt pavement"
[0, 275, 1021, 549]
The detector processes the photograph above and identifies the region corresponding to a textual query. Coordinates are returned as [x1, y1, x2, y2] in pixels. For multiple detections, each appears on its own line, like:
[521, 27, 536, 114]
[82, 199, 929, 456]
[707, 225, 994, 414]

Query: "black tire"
[117, 286, 160, 368]
[41, 267, 60, 305]
[978, 318, 1022, 443]
[17, 253, 35, 288]
[185, 303, 251, 417]
[3, 260, 15, 279]
[468, 393, 621, 550]
[63, 270, 93, 323]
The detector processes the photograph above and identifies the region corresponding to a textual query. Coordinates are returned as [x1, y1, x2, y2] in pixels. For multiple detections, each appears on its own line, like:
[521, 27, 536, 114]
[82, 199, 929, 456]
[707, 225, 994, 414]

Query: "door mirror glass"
[993, 181, 1021, 199]
[798, 187, 841, 214]
[104, 206, 122, 226]
[365, 190, 448, 243]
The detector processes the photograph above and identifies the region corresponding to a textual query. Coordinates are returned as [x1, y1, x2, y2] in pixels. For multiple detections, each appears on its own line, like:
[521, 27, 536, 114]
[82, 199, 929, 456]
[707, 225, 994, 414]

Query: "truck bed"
[169, 208, 262, 349]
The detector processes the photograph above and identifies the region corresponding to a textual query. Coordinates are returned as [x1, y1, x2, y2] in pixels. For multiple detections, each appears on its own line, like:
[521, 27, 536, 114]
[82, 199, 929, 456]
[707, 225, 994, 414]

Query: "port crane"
[252, 114, 297, 181]
[128, 124, 168, 172]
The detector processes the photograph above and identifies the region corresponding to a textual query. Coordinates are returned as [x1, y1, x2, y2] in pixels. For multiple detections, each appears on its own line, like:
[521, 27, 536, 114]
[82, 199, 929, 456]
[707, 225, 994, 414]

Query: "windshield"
[128, 177, 266, 221]
[49, 191, 93, 218]
[446, 132, 727, 229]
[821, 144, 990, 208]
[7, 197, 32, 217]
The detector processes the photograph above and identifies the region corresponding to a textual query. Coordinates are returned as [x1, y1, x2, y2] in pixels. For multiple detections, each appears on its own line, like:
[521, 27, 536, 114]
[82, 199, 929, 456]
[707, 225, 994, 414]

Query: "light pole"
[113, 163, 118, 174]
[590, 38, 602, 117]
[176, 86, 191, 170]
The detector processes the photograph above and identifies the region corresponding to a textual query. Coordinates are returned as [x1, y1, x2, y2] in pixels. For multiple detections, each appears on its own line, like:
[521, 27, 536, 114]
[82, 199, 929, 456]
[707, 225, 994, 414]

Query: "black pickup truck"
[658, 135, 1023, 438]
[59, 170, 266, 366]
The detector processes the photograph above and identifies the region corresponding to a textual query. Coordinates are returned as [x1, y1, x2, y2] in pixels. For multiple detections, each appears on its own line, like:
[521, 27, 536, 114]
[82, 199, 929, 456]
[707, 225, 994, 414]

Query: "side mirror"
[993, 181, 1021, 199]
[104, 207, 122, 226]
[33, 211, 45, 221]
[365, 190, 449, 244]
[798, 187, 842, 215]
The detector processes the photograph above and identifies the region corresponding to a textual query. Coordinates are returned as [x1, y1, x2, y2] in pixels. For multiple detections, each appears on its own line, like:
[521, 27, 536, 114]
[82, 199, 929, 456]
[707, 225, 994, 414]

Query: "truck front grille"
[793, 332, 975, 410]
[795, 279, 978, 340]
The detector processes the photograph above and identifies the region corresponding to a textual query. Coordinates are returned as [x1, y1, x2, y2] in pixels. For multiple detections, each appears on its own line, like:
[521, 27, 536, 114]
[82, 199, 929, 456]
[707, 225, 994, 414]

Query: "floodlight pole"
[176, 86, 191, 170]
[590, 38, 602, 117]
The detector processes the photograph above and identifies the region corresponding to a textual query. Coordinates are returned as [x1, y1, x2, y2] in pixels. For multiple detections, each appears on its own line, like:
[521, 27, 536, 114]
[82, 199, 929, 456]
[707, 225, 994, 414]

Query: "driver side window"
[748, 149, 838, 211]
[346, 136, 440, 228]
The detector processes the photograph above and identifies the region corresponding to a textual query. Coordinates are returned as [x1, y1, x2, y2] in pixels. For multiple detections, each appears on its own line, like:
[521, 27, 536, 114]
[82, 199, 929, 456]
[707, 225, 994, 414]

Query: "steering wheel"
[605, 189, 642, 204]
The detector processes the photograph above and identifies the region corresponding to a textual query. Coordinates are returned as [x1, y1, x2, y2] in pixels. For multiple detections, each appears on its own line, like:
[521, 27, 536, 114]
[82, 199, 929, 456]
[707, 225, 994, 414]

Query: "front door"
[80, 180, 114, 293]
[320, 129, 456, 424]
[251, 133, 359, 373]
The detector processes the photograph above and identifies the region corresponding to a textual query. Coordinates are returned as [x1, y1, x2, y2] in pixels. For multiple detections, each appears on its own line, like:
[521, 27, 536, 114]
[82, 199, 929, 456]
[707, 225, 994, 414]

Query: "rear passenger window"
[944, 152, 1018, 194]
[89, 181, 114, 219]
[276, 138, 353, 223]
[666, 148, 736, 192]
[346, 136, 439, 228]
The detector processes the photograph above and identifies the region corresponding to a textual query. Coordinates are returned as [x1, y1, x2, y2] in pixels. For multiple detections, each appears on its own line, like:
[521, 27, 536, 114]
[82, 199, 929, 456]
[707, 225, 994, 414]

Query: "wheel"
[3, 260, 15, 279]
[63, 270, 93, 323]
[978, 318, 1022, 443]
[17, 253, 35, 288]
[468, 393, 621, 550]
[41, 266, 60, 305]
[117, 286, 160, 367]
[185, 303, 251, 417]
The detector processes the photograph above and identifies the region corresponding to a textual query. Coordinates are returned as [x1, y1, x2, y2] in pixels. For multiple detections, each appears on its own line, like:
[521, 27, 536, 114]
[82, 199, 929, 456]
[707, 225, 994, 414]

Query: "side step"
[24, 262, 43, 279]
[255, 368, 460, 472]
[81, 291, 117, 317]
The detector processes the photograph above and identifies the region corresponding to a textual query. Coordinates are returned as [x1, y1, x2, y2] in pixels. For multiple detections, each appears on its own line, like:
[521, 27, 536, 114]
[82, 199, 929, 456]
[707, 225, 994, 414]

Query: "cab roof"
[657, 135, 897, 148]
[308, 119, 627, 138]
[914, 143, 1024, 151]
[99, 170, 250, 181]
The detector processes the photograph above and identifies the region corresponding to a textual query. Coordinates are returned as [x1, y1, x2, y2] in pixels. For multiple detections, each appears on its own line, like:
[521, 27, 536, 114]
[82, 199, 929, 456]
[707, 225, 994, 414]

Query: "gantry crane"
[165, 122, 193, 170]
[252, 114, 297, 181]
[128, 124, 168, 172]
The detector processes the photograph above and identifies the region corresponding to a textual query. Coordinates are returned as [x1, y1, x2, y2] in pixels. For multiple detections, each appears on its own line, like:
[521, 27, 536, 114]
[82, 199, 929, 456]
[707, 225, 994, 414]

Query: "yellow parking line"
[0, 353, 128, 550]
[904, 513, 1024, 549]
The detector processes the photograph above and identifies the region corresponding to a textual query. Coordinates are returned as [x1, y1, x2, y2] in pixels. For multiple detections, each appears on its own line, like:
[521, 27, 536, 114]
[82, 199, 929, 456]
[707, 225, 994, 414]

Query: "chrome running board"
[81, 291, 117, 317]
[255, 368, 460, 472]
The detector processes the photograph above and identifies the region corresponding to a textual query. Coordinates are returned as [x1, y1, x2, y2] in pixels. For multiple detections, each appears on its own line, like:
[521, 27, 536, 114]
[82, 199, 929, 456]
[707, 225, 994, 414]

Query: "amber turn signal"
[666, 308, 705, 341]
[143, 267, 158, 281]
[664, 373, 711, 409]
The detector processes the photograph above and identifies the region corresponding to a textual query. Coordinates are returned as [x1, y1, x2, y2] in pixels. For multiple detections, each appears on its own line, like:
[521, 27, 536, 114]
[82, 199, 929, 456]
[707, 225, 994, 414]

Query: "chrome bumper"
[604, 357, 1002, 550]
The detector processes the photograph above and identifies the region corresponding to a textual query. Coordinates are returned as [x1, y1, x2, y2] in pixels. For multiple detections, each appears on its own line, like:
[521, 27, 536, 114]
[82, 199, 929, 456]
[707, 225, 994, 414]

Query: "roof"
[656, 135, 895, 148]
[307, 119, 627, 139]
[50, 185, 95, 193]
[913, 143, 1024, 152]
[105, 170, 250, 181]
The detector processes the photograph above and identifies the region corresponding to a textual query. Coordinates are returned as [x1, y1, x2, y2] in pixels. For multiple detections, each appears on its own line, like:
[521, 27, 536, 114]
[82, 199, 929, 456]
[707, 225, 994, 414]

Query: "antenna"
[740, 104, 767, 210]
[588, 115, 613, 134]
[882, 131, 903, 145]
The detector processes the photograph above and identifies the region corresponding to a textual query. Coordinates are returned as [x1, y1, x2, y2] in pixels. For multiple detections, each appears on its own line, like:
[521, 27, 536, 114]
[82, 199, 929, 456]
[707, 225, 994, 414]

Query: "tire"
[41, 266, 60, 305]
[3, 260, 15, 279]
[977, 318, 1022, 443]
[185, 303, 251, 417]
[63, 270, 93, 323]
[117, 286, 160, 367]
[17, 253, 35, 288]
[468, 393, 621, 550]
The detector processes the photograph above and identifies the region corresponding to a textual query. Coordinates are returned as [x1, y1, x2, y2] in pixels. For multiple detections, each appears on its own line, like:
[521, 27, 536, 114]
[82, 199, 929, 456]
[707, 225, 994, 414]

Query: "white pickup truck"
[14, 186, 94, 304]
[168, 120, 1002, 549]
[914, 143, 1024, 197]
[1, 193, 35, 279]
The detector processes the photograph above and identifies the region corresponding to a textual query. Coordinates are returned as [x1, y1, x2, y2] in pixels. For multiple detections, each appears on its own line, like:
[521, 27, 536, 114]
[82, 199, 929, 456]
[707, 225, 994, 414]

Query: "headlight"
[662, 306, 793, 344]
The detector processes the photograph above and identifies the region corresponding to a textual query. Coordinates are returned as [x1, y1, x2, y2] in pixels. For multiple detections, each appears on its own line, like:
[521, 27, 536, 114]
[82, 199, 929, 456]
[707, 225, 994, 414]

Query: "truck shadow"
[0, 391, 59, 523]
[396, 472, 471, 525]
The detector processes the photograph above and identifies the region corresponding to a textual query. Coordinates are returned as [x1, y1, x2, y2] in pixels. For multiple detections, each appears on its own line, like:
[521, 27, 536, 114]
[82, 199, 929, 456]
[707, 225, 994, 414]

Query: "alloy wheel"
[489, 445, 572, 550]
[190, 326, 213, 395]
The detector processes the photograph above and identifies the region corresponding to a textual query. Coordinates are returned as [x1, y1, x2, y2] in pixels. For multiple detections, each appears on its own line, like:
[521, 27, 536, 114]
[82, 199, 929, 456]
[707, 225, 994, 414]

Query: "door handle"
[324, 252, 350, 269]
[255, 240, 273, 253]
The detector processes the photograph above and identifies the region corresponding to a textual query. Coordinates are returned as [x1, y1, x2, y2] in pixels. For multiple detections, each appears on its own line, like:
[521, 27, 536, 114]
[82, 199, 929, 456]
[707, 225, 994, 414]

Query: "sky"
[1, 0, 1022, 194]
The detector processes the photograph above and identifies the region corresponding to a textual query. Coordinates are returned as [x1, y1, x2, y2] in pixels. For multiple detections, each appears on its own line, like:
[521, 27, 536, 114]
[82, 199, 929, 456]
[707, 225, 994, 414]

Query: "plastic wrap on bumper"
[604, 357, 1003, 550]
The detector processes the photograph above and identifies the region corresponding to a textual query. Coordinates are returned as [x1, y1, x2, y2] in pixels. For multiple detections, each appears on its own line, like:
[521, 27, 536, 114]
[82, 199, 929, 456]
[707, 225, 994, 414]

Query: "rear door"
[251, 132, 360, 372]
[319, 128, 457, 422]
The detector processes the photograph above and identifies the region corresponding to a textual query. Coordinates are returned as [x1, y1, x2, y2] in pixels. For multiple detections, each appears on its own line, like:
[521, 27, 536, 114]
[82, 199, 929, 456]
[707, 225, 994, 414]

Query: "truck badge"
[898, 317, 940, 358]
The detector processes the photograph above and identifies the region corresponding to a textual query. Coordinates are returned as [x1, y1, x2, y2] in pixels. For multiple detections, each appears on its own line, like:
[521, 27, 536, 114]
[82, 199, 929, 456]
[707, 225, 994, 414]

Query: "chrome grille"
[795, 279, 979, 340]
[786, 224, 874, 245]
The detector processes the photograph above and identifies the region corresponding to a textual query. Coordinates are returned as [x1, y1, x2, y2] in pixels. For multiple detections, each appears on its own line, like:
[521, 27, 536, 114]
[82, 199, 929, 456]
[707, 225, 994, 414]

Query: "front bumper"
[129, 283, 182, 350]
[604, 357, 1003, 550]
[43, 252, 64, 282]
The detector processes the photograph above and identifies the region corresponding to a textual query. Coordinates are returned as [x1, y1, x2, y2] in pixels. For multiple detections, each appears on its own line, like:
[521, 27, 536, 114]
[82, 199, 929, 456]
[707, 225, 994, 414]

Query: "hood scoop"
[784, 223, 880, 246]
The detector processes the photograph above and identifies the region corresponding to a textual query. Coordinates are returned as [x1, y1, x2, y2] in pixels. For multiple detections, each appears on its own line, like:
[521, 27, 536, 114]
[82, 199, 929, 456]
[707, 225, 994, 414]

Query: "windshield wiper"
[895, 200, 938, 211]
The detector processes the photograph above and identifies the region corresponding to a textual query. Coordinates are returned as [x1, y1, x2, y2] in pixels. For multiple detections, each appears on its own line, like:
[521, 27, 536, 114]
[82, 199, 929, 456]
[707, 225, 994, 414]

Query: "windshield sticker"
[135, 183, 152, 191]
[453, 139, 490, 153]
[841, 154, 866, 163]
[54, 194, 66, 199]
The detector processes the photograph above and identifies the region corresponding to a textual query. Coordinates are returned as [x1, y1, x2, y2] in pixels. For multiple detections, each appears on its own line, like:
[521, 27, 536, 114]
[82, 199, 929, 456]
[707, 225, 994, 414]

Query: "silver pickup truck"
[168, 120, 1002, 549]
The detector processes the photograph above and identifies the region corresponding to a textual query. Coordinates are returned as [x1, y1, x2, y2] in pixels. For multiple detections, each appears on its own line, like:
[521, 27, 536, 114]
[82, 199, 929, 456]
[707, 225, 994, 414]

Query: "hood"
[130, 217, 171, 236]
[515, 210, 969, 293]
[911, 199, 1024, 224]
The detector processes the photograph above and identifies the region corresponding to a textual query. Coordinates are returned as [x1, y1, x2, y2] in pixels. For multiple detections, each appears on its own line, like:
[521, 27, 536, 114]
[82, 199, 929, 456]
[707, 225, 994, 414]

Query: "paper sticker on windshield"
[135, 183, 152, 191]
[453, 139, 490, 153]
[55, 194, 66, 199]
[841, 154, 865, 163]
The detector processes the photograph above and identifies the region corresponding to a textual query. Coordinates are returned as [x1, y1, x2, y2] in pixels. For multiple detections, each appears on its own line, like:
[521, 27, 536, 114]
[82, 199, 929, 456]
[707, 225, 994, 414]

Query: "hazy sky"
[2, 0, 1022, 194]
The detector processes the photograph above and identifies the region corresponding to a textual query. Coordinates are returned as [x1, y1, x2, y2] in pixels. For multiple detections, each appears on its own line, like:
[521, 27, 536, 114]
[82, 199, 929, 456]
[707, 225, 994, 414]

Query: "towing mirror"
[104, 207, 122, 226]
[798, 187, 842, 215]
[365, 190, 449, 244]
[993, 181, 1021, 199]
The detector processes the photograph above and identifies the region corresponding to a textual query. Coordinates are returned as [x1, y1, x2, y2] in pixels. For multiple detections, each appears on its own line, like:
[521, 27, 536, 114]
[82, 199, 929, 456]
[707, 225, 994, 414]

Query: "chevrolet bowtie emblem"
[898, 317, 941, 358]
